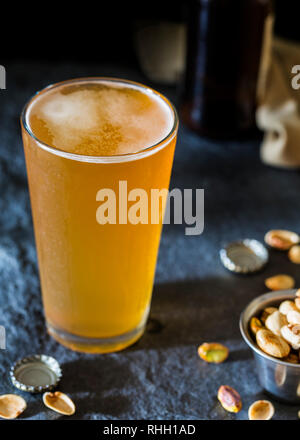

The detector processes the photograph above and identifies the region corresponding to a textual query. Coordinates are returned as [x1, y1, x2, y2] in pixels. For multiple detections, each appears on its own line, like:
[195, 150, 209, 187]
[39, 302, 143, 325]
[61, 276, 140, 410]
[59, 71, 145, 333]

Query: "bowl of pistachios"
[240, 289, 300, 404]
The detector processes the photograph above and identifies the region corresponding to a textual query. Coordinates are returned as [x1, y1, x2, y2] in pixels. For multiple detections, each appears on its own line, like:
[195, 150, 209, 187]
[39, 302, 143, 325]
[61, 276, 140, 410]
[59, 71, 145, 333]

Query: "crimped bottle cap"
[220, 239, 269, 274]
[10, 354, 62, 393]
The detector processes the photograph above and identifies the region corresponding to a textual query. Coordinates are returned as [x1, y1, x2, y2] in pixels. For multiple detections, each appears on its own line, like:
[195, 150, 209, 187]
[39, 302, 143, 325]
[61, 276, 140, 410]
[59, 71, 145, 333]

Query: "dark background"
[2, 1, 300, 66]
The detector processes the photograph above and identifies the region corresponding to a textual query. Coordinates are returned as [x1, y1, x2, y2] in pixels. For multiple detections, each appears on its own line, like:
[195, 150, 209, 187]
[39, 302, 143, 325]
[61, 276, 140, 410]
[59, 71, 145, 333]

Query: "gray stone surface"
[0, 62, 299, 420]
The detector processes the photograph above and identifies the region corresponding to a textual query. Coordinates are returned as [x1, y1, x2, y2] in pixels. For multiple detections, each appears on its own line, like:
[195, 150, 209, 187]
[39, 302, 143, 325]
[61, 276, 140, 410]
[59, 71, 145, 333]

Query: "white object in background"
[257, 37, 300, 168]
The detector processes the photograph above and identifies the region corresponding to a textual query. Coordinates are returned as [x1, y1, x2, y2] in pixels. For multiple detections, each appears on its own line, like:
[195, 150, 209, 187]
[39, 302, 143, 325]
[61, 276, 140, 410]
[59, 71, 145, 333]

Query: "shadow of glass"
[128, 276, 255, 352]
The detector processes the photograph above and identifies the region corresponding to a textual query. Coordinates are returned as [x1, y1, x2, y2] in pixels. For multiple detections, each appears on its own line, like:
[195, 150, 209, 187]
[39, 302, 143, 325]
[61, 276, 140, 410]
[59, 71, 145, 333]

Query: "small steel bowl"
[240, 289, 300, 404]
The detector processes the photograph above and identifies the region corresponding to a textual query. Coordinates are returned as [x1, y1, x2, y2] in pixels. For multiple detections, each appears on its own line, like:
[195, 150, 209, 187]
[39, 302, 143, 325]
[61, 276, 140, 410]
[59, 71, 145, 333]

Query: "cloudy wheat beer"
[21, 78, 178, 352]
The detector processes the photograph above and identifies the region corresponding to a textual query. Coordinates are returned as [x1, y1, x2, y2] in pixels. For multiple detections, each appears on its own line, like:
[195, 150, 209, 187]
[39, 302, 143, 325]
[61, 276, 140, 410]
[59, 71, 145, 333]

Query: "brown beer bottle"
[180, 0, 273, 139]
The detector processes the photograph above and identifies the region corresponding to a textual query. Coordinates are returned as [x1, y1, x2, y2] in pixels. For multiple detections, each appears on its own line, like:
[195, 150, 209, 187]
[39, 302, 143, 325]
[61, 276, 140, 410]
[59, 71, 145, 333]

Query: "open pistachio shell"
[248, 400, 274, 420]
[43, 391, 75, 416]
[0, 394, 27, 419]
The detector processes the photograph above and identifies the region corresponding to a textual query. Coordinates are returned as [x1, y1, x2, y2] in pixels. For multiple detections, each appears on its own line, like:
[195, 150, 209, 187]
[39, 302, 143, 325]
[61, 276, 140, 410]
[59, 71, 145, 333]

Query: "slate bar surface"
[0, 62, 299, 420]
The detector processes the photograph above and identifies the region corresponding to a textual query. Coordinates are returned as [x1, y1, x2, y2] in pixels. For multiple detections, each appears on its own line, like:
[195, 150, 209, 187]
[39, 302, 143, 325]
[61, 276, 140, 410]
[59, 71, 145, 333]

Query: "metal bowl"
[240, 289, 300, 404]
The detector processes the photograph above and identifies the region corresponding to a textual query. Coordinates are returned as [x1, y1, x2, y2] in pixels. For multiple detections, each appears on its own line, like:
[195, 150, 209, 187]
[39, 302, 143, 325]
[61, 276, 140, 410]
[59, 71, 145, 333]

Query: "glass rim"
[21, 77, 179, 164]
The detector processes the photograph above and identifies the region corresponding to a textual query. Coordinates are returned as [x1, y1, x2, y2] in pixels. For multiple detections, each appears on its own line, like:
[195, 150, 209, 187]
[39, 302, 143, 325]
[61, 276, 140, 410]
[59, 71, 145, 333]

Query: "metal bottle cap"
[10, 354, 62, 393]
[220, 239, 269, 274]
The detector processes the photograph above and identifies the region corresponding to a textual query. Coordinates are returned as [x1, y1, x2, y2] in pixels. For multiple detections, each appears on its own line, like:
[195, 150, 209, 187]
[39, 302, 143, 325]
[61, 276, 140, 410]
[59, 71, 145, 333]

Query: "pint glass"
[21, 78, 178, 353]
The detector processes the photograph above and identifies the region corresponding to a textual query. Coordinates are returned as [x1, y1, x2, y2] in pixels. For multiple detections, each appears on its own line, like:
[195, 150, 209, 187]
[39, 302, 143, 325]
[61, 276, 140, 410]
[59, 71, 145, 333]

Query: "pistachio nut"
[264, 230, 300, 250]
[279, 300, 298, 315]
[288, 245, 300, 264]
[281, 324, 300, 349]
[260, 307, 278, 324]
[248, 400, 274, 420]
[198, 343, 229, 364]
[287, 310, 300, 325]
[295, 290, 300, 309]
[250, 317, 264, 335]
[0, 394, 27, 419]
[217, 385, 242, 413]
[256, 329, 290, 358]
[265, 311, 288, 336]
[265, 275, 295, 291]
[43, 392, 75, 416]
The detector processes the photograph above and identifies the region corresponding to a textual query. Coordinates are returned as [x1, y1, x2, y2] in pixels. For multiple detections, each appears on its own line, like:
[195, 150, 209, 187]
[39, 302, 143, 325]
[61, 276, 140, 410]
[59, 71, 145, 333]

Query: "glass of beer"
[21, 78, 178, 353]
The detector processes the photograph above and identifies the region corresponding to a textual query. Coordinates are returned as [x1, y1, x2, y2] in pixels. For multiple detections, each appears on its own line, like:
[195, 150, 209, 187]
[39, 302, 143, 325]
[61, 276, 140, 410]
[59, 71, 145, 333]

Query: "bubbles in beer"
[28, 82, 174, 156]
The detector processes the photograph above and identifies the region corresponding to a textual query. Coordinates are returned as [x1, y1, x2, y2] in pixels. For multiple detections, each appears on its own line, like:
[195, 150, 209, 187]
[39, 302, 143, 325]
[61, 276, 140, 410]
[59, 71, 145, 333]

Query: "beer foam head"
[27, 81, 174, 156]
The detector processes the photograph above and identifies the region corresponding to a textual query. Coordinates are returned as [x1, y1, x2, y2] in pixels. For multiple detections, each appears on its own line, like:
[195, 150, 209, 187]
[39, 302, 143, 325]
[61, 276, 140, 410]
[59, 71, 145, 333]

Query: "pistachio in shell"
[265, 275, 295, 291]
[0, 394, 27, 419]
[256, 329, 290, 358]
[248, 400, 274, 420]
[217, 385, 242, 413]
[265, 311, 287, 336]
[287, 310, 300, 325]
[279, 300, 298, 315]
[260, 307, 278, 324]
[250, 317, 264, 335]
[198, 343, 229, 364]
[43, 391, 75, 416]
[295, 291, 300, 310]
[288, 245, 300, 264]
[281, 324, 300, 349]
[264, 230, 299, 250]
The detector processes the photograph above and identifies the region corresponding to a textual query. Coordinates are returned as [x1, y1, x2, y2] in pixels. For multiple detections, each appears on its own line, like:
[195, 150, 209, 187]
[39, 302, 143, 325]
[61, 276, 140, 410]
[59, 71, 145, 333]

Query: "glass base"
[47, 321, 145, 353]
